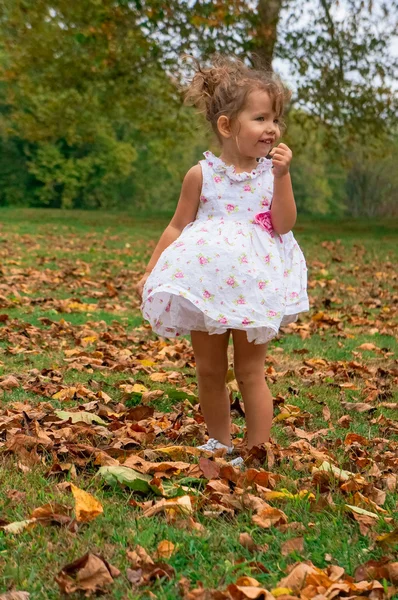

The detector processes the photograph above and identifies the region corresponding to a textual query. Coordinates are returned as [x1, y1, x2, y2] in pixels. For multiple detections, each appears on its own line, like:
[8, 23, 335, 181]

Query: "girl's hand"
[135, 272, 150, 300]
[270, 143, 292, 179]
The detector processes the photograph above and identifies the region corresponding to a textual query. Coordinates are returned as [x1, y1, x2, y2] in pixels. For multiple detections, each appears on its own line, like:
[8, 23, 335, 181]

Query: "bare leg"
[232, 330, 272, 448]
[191, 330, 231, 447]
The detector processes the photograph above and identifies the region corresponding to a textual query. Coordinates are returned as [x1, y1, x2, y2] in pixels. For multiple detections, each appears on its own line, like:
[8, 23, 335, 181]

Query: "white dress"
[142, 151, 309, 344]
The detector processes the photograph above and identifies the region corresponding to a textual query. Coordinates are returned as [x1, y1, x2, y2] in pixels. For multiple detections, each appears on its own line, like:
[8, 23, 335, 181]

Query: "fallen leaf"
[376, 528, 398, 548]
[281, 537, 304, 556]
[141, 495, 193, 519]
[98, 466, 153, 493]
[341, 402, 376, 413]
[0, 593, 30, 600]
[70, 483, 103, 523]
[154, 540, 175, 560]
[55, 410, 107, 426]
[56, 552, 120, 595]
[1, 519, 37, 534]
[0, 375, 20, 390]
[252, 507, 288, 529]
[199, 457, 220, 480]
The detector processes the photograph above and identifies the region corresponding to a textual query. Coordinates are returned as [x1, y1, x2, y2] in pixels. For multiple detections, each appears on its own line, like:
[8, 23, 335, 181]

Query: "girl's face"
[232, 89, 281, 159]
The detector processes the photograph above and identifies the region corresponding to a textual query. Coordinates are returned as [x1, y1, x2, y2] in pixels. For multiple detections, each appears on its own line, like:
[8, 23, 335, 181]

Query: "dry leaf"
[70, 483, 103, 523]
[0, 593, 30, 600]
[141, 495, 193, 519]
[281, 537, 304, 556]
[56, 552, 120, 595]
[154, 540, 175, 560]
[252, 507, 288, 529]
[1, 519, 37, 534]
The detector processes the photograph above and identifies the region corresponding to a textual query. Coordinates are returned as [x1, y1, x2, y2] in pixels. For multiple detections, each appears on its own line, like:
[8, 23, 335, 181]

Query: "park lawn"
[0, 208, 397, 599]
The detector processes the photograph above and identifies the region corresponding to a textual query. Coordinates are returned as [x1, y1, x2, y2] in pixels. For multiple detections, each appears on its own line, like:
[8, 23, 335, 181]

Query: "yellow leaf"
[119, 383, 148, 394]
[271, 587, 294, 597]
[70, 483, 103, 523]
[376, 528, 398, 547]
[137, 359, 155, 367]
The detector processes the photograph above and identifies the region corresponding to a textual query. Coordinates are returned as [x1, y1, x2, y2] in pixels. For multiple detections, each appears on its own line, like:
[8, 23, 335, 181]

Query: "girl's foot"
[197, 438, 234, 454]
[197, 438, 244, 468]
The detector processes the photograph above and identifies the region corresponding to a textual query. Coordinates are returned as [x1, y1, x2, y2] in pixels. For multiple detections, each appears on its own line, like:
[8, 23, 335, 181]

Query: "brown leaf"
[141, 495, 193, 519]
[322, 405, 331, 421]
[199, 457, 220, 480]
[6, 490, 27, 503]
[127, 546, 154, 568]
[239, 533, 258, 552]
[0, 593, 30, 600]
[281, 537, 304, 556]
[252, 507, 288, 529]
[70, 483, 103, 523]
[0, 375, 20, 390]
[31, 503, 73, 526]
[56, 552, 120, 595]
[341, 402, 376, 413]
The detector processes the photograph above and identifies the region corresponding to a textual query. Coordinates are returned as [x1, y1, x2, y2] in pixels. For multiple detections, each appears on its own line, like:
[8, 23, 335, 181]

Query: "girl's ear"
[217, 115, 232, 138]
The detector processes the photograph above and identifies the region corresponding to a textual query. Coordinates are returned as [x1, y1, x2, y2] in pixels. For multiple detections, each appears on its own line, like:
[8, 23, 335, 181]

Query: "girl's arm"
[269, 143, 297, 235]
[138, 165, 202, 289]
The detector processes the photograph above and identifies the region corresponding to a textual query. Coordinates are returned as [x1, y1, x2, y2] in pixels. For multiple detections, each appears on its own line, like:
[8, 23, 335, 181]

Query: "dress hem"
[142, 287, 309, 345]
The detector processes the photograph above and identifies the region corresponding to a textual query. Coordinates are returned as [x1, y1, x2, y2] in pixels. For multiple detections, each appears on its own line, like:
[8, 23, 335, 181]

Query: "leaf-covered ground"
[0, 208, 397, 600]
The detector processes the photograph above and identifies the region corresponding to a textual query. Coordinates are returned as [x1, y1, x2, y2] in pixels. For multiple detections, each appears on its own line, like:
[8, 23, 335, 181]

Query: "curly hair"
[184, 55, 291, 138]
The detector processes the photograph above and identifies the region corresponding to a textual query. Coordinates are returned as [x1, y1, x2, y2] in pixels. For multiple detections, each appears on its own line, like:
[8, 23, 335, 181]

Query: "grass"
[0, 208, 397, 599]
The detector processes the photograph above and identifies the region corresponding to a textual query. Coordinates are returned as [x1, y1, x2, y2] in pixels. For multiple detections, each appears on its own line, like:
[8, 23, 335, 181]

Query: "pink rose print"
[243, 184, 253, 192]
[225, 204, 237, 214]
[284, 269, 290, 278]
[165, 301, 171, 313]
[264, 254, 271, 264]
[242, 317, 253, 326]
[218, 315, 228, 324]
[254, 210, 274, 236]
[200, 195, 209, 203]
[290, 291, 299, 299]
[267, 309, 277, 318]
[239, 253, 248, 264]
[161, 261, 170, 271]
[173, 270, 184, 279]
[175, 241, 184, 248]
[235, 295, 246, 305]
[214, 176, 222, 183]
[226, 276, 238, 288]
[203, 290, 214, 301]
[197, 238, 206, 245]
[258, 280, 268, 290]
[198, 254, 210, 265]
[261, 198, 269, 208]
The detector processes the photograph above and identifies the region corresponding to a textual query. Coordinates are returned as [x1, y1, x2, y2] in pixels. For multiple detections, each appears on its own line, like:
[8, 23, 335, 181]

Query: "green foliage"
[0, 1, 397, 214]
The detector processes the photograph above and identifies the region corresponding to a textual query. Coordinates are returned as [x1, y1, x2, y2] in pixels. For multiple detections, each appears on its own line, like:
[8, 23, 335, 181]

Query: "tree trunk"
[252, 0, 283, 69]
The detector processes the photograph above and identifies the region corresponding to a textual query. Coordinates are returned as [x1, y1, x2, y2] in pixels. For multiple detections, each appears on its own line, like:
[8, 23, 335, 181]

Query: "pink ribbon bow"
[254, 210, 274, 236]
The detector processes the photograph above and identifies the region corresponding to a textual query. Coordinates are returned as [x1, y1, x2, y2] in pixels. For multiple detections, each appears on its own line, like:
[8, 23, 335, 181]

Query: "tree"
[140, 0, 398, 149]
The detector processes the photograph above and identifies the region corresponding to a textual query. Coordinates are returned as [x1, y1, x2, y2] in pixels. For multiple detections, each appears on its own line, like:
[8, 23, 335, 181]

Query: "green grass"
[0, 208, 397, 598]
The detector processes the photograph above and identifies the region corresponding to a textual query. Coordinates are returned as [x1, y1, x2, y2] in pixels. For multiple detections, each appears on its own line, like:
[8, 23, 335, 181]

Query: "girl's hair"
[184, 55, 291, 137]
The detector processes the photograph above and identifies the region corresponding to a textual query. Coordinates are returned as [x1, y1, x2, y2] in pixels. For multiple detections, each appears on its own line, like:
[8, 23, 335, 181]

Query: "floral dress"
[141, 151, 309, 344]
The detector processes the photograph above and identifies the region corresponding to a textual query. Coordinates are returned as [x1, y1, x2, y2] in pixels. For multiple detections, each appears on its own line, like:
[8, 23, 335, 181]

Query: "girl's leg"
[191, 329, 231, 447]
[232, 329, 272, 448]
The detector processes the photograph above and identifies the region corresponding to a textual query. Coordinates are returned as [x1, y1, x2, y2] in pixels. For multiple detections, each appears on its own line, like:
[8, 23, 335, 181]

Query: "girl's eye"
[255, 117, 264, 121]
[274, 119, 280, 124]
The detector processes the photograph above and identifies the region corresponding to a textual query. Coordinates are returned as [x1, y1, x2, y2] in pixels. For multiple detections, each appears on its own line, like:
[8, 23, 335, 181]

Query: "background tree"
[0, 0, 397, 214]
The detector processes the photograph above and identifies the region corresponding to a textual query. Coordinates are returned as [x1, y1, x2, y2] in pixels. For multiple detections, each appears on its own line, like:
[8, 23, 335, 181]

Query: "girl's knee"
[196, 361, 228, 384]
[234, 366, 264, 388]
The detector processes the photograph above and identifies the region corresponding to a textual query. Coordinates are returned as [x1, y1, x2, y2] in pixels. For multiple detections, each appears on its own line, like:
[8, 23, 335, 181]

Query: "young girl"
[137, 56, 309, 458]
